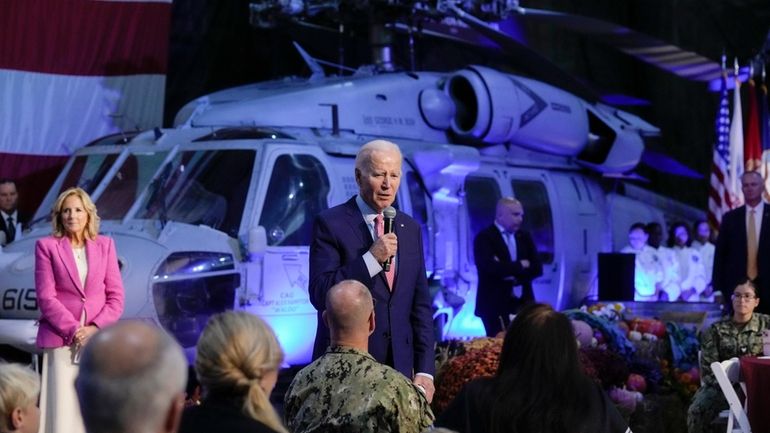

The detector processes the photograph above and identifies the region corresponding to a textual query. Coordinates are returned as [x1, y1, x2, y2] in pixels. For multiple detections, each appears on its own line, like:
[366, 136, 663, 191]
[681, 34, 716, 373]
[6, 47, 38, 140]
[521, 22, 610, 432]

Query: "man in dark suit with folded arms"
[474, 197, 543, 336]
[714, 171, 770, 313]
[309, 139, 435, 402]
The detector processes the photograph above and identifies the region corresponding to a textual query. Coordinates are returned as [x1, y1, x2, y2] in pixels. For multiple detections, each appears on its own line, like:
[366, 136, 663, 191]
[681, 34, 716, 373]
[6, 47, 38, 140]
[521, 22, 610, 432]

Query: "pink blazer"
[35, 235, 125, 348]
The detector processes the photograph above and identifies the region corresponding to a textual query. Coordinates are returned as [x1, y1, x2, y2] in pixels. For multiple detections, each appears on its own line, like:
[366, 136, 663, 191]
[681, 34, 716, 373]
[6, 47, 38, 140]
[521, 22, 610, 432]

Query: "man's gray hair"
[497, 196, 521, 207]
[742, 170, 763, 182]
[75, 321, 187, 433]
[354, 139, 403, 173]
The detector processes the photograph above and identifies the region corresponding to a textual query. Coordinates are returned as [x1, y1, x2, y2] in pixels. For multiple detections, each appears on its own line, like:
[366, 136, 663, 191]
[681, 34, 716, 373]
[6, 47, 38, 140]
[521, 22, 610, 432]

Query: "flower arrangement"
[433, 303, 701, 428]
[660, 322, 701, 400]
[583, 302, 626, 321]
[433, 337, 501, 413]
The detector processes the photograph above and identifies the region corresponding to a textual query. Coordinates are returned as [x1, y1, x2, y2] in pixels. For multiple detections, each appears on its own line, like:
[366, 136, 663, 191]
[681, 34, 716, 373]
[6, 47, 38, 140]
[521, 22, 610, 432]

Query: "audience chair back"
[711, 358, 751, 433]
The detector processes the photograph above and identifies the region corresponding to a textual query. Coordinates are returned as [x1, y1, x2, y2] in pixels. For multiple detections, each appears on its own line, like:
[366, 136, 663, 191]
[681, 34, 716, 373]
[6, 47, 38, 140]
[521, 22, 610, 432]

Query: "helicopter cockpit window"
[137, 149, 255, 237]
[31, 153, 121, 226]
[61, 153, 120, 195]
[259, 154, 330, 246]
[96, 152, 168, 220]
[464, 175, 501, 262]
[511, 180, 554, 264]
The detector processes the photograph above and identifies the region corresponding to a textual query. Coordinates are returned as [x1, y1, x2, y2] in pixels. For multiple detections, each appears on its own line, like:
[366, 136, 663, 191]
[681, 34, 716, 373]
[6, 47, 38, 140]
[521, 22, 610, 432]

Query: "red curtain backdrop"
[0, 0, 171, 215]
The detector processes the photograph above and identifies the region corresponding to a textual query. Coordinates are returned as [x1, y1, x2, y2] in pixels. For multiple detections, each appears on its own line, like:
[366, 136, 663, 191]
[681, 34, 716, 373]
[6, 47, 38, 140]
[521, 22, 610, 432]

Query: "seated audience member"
[180, 311, 288, 433]
[284, 279, 434, 433]
[667, 222, 707, 302]
[620, 222, 662, 301]
[646, 222, 680, 301]
[75, 321, 187, 433]
[0, 363, 40, 433]
[691, 220, 716, 301]
[435, 303, 630, 433]
[687, 280, 770, 433]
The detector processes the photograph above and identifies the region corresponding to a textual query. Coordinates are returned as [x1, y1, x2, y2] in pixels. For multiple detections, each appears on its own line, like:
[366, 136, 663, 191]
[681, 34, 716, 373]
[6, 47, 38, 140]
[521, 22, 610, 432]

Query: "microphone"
[382, 206, 397, 271]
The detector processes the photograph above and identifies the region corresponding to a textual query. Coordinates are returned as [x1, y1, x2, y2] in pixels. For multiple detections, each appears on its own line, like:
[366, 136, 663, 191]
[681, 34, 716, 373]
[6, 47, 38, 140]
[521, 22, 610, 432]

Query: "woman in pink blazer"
[35, 187, 124, 433]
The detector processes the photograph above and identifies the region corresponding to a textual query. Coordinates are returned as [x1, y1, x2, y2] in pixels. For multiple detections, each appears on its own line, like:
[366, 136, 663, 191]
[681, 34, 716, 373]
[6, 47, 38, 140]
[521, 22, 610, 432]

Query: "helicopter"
[0, 1, 705, 365]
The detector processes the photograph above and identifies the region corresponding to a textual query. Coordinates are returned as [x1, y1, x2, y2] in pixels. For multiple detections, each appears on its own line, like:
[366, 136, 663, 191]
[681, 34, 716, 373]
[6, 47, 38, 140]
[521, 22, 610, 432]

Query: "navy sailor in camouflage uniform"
[284, 279, 434, 433]
[687, 279, 770, 433]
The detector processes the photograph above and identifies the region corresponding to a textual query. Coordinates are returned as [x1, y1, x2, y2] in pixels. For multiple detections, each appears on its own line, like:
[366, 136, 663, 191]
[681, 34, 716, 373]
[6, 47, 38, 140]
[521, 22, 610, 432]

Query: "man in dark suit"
[309, 139, 435, 402]
[0, 179, 28, 247]
[474, 197, 543, 336]
[714, 171, 770, 313]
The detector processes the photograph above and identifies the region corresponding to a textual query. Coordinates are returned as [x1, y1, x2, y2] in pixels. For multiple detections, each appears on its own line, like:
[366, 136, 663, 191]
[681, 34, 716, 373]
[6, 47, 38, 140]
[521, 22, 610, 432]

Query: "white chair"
[711, 358, 751, 433]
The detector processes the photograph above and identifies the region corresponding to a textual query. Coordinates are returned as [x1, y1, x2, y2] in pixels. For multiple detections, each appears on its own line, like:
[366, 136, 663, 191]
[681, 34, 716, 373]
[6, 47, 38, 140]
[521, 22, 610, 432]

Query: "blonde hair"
[195, 312, 288, 433]
[51, 187, 100, 239]
[0, 363, 40, 432]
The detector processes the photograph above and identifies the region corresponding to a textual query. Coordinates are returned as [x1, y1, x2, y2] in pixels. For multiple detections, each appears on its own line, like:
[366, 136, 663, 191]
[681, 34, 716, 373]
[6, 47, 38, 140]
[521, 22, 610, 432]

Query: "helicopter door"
[508, 176, 560, 308]
[402, 168, 434, 275]
[244, 147, 332, 365]
[459, 173, 503, 337]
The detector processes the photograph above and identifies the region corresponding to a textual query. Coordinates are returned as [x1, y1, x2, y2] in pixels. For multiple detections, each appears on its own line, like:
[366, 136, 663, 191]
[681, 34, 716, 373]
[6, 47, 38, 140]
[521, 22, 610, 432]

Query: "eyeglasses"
[732, 293, 757, 301]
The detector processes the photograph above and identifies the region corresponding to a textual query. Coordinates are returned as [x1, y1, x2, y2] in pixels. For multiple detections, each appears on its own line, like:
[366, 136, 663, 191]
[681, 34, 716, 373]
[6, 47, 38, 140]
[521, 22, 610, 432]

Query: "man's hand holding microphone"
[369, 206, 398, 267]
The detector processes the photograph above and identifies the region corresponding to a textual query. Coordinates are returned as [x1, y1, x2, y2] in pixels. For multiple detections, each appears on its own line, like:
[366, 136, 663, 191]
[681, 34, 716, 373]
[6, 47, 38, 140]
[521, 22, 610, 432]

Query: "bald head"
[324, 280, 375, 340]
[76, 321, 187, 433]
[495, 197, 524, 233]
[85, 321, 163, 376]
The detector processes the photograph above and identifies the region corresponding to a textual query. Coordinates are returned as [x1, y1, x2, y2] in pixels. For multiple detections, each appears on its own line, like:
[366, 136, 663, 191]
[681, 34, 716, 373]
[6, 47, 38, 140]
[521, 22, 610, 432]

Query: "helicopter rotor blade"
[445, 4, 601, 103]
[640, 148, 703, 179]
[512, 7, 747, 90]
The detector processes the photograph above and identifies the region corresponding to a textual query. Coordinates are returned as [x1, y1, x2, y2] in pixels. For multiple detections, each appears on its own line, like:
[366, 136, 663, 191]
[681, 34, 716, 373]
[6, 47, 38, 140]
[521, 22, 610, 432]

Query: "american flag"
[745, 79, 763, 171]
[708, 73, 732, 231]
[760, 81, 770, 197]
[728, 74, 744, 204]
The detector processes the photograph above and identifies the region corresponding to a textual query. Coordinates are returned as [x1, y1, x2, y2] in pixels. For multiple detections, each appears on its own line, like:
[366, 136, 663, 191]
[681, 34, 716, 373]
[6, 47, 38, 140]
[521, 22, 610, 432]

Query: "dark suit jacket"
[714, 204, 770, 312]
[309, 196, 435, 377]
[473, 225, 543, 320]
[0, 210, 30, 245]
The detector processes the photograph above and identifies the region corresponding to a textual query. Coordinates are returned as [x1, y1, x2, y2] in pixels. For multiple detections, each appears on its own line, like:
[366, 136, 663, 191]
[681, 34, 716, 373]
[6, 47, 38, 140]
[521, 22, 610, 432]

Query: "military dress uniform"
[621, 245, 663, 301]
[672, 245, 707, 302]
[687, 313, 770, 433]
[284, 346, 434, 433]
[692, 240, 716, 302]
[656, 246, 682, 301]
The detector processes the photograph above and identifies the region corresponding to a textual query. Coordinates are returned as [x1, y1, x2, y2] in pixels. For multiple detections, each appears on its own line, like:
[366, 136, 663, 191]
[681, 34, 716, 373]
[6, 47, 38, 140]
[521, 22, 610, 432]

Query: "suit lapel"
[83, 239, 98, 293]
[759, 205, 770, 250]
[389, 213, 408, 291]
[492, 227, 511, 261]
[514, 231, 527, 259]
[342, 197, 371, 247]
[57, 237, 85, 295]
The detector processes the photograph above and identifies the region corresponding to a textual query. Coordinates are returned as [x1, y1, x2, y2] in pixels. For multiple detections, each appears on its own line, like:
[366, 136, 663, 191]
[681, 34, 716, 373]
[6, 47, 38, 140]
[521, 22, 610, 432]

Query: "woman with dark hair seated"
[435, 303, 630, 433]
